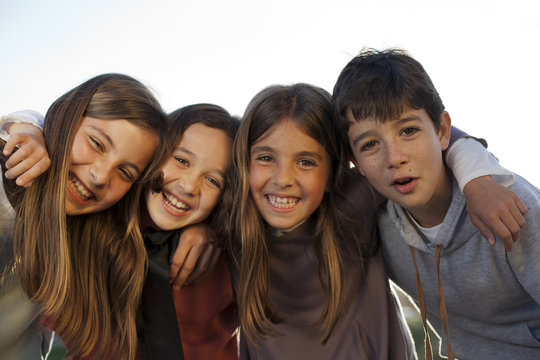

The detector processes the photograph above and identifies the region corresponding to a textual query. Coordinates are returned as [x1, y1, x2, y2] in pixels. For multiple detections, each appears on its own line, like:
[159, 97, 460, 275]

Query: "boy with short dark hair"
[333, 48, 540, 359]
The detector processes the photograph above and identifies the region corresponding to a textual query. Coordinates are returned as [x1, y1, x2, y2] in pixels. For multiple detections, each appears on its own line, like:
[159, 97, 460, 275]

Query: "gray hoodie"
[379, 176, 540, 359]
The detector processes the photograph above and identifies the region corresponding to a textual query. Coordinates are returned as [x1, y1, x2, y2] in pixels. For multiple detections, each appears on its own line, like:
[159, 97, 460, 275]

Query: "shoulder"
[507, 174, 540, 230]
[506, 174, 540, 256]
[508, 174, 540, 204]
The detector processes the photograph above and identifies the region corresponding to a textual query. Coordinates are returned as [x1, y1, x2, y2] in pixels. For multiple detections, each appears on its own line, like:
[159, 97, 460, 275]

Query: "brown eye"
[401, 127, 419, 136]
[256, 155, 273, 162]
[206, 176, 222, 189]
[361, 140, 378, 151]
[298, 159, 316, 167]
[175, 157, 190, 167]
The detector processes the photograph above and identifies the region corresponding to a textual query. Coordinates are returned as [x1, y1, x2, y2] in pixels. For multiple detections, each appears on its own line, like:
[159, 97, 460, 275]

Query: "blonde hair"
[12, 74, 169, 359]
[223, 84, 370, 344]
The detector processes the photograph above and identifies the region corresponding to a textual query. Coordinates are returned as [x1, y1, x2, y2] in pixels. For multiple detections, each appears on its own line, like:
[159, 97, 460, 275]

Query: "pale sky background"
[1, 0, 539, 185]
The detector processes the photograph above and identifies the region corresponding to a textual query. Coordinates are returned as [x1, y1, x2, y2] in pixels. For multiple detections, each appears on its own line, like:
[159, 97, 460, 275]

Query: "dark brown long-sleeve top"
[240, 219, 415, 359]
[240, 171, 416, 359]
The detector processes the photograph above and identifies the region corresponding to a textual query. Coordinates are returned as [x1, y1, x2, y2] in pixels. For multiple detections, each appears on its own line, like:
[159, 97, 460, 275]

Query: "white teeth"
[69, 176, 92, 200]
[163, 192, 189, 211]
[267, 195, 298, 209]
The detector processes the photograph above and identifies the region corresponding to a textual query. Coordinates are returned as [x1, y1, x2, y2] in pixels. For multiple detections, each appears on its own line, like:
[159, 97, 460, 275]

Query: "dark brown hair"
[223, 83, 369, 344]
[333, 48, 445, 156]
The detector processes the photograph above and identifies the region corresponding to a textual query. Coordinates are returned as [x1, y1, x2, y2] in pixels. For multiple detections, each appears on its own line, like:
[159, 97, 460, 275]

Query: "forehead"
[79, 116, 156, 141]
[253, 120, 322, 150]
[178, 123, 229, 146]
[176, 123, 232, 166]
[346, 107, 431, 125]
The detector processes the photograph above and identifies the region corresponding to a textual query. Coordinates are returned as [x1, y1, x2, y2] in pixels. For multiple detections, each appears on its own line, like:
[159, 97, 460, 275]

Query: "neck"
[408, 167, 453, 228]
[270, 219, 307, 237]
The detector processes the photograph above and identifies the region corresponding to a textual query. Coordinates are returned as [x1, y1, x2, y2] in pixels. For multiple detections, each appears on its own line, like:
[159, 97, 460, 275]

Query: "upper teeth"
[70, 176, 91, 200]
[267, 195, 298, 208]
[163, 192, 189, 211]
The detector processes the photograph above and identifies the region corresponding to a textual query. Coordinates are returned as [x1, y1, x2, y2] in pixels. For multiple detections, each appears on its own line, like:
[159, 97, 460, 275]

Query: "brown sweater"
[239, 218, 416, 359]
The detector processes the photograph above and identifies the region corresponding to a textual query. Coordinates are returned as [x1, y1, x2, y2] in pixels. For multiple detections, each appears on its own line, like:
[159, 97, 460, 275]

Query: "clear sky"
[1, 0, 539, 185]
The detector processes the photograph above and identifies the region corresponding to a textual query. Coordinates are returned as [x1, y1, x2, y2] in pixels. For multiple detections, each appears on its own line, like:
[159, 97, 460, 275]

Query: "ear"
[438, 111, 452, 151]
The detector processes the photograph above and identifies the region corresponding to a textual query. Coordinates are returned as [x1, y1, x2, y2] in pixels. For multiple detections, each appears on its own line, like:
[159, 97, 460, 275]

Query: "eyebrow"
[398, 114, 422, 123]
[176, 146, 196, 158]
[296, 151, 323, 160]
[351, 131, 374, 147]
[251, 145, 323, 160]
[251, 145, 274, 154]
[90, 125, 143, 175]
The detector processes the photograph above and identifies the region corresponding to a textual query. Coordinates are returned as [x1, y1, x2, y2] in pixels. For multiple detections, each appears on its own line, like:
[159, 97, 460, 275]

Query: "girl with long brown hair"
[223, 83, 415, 359]
[1, 73, 169, 359]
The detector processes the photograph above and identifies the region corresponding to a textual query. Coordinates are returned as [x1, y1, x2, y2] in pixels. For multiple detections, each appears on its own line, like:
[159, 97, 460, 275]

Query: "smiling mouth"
[162, 192, 191, 214]
[68, 174, 94, 202]
[265, 194, 299, 209]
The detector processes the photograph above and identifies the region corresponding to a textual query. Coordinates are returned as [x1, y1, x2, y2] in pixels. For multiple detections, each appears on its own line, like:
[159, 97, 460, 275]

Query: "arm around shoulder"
[446, 134, 525, 250]
[0, 110, 49, 188]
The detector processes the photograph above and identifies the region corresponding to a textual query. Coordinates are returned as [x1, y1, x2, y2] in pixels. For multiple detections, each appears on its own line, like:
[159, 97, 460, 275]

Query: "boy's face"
[347, 108, 452, 226]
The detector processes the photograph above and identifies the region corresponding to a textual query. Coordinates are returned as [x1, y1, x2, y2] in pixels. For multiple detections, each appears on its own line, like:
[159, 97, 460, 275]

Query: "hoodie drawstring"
[409, 245, 455, 360]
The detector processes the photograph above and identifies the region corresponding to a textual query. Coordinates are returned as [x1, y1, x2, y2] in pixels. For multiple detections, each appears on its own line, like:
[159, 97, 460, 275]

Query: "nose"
[273, 162, 294, 188]
[385, 142, 408, 169]
[89, 164, 113, 187]
[177, 172, 198, 196]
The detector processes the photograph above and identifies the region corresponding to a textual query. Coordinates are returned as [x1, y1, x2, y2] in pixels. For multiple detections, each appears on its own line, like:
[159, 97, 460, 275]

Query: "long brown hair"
[223, 84, 369, 344]
[12, 73, 169, 359]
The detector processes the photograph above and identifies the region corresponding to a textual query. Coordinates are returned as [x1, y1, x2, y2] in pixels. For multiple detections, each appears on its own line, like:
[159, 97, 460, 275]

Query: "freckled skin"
[348, 108, 452, 227]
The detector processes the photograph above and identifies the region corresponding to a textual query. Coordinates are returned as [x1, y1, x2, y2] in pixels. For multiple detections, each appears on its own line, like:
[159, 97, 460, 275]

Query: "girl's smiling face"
[67, 116, 157, 215]
[249, 119, 331, 230]
[145, 123, 232, 231]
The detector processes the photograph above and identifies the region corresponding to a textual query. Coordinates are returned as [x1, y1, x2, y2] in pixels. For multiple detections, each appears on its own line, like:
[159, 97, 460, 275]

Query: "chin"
[162, 217, 191, 231]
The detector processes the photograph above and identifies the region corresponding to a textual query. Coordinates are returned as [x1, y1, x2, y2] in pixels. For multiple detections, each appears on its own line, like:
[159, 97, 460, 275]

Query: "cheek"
[248, 164, 264, 192]
[357, 156, 381, 181]
[200, 190, 222, 216]
[145, 191, 161, 218]
[320, 167, 332, 194]
[421, 141, 443, 168]
[304, 169, 330, 199]
[314, 177, 329, 199]
[70, 137, 89, 165]
[104, 180, 133, 207]
[161, 159, 179, 184]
